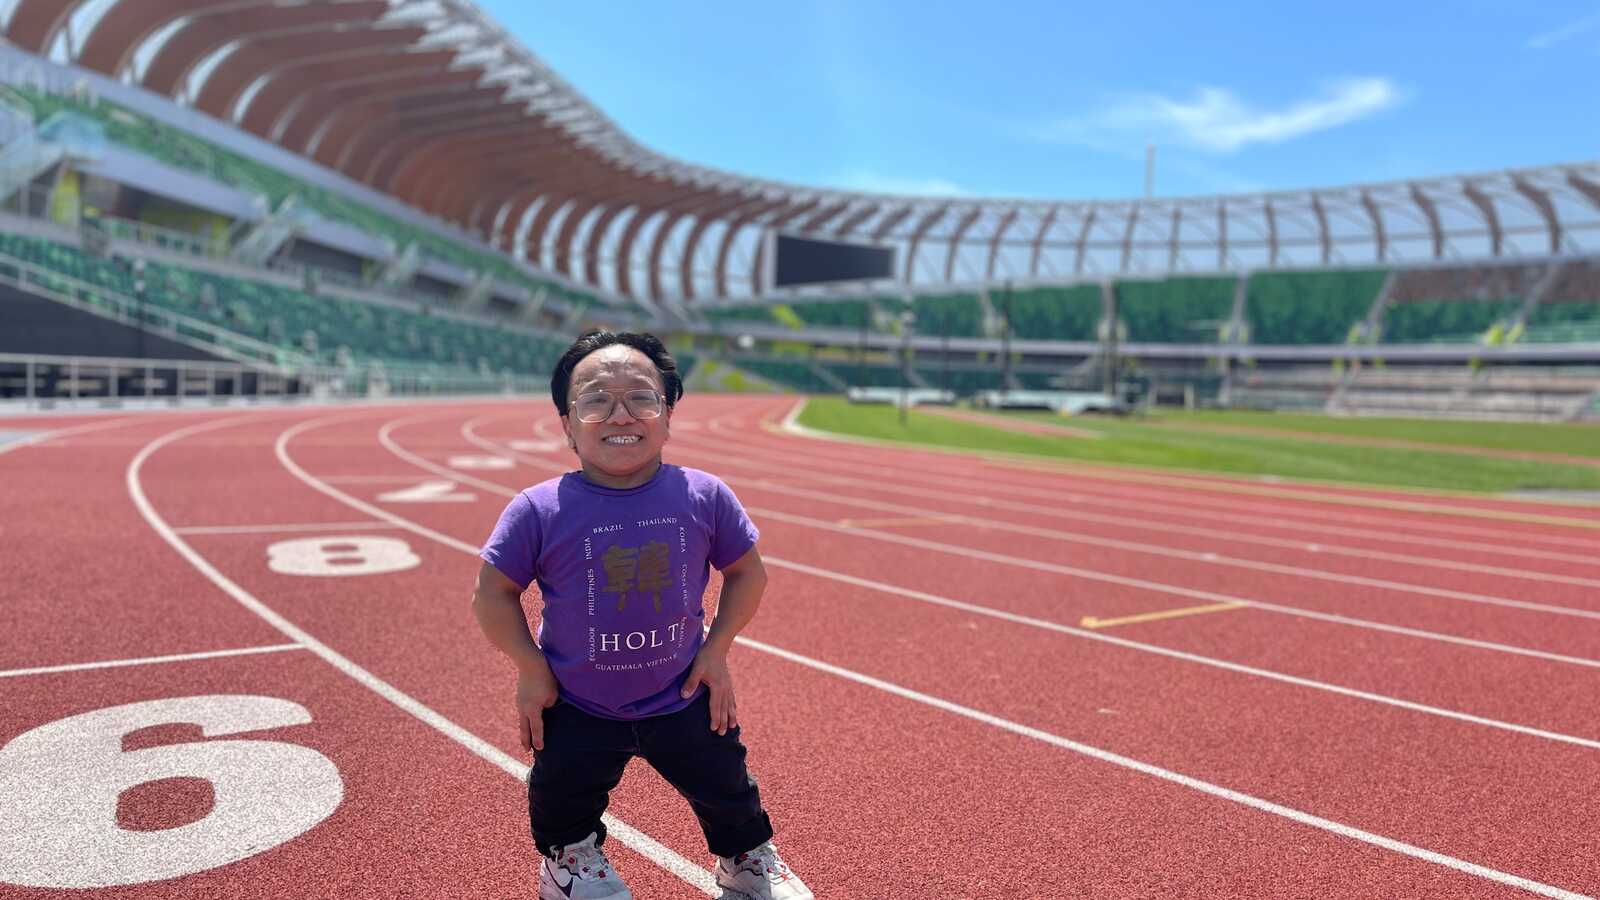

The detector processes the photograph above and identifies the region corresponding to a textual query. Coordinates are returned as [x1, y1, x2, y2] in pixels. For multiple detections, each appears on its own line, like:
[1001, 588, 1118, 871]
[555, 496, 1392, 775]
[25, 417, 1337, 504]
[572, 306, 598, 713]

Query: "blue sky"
[477, 0, 1599, 201]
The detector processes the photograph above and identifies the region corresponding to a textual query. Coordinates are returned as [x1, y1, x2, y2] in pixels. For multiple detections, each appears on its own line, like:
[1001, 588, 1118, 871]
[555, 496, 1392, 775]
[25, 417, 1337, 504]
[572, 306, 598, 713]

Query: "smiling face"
[560, 344, 672, 489]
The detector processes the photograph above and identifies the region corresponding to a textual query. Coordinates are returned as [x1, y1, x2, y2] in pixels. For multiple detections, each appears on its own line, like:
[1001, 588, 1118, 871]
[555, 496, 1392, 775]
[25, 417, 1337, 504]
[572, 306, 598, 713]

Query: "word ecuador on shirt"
[481, 465, 759, 720]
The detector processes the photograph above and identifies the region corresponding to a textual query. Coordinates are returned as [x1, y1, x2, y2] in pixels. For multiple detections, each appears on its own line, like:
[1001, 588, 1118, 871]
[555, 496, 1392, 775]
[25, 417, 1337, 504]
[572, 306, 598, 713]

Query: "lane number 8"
[266, 536, 420, 576]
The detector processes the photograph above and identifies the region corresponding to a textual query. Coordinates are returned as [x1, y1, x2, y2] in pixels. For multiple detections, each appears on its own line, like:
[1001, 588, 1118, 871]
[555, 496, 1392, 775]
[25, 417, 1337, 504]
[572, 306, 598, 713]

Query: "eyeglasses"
[569, 389, 665, 423]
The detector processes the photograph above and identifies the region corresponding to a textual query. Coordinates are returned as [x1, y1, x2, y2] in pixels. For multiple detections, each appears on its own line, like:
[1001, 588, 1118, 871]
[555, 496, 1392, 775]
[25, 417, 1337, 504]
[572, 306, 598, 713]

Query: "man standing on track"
[471, 331, 812, 900]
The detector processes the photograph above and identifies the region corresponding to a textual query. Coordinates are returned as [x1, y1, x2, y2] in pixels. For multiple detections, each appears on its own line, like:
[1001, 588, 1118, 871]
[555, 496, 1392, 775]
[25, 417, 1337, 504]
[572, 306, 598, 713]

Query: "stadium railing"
[0, 243, 298, 368]
[0, 350, 545, 406]
[1229, 363, 1600, 421]
[0, 228, 572, 378]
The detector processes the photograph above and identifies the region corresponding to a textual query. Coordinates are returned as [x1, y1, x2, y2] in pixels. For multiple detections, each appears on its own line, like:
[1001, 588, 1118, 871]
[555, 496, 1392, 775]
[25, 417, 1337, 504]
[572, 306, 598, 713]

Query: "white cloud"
[1036, 77, 1406, 154]
[824, 170, 968, 196]
[1524, 10, 1600, 49]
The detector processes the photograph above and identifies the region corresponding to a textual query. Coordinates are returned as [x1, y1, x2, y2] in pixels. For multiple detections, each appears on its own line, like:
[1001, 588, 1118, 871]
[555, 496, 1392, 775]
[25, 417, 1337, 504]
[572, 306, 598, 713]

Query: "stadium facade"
[1, 0, 1597, 418]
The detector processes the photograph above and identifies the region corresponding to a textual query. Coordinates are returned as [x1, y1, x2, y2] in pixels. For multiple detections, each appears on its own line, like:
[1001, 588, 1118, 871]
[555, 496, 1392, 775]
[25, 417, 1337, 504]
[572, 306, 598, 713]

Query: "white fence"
[0, 351, 545, 409]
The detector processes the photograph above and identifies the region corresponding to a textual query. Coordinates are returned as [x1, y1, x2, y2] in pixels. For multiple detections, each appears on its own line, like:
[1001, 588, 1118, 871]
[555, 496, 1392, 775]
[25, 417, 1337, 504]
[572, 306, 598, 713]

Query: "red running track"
[2, 395, 1598, 899]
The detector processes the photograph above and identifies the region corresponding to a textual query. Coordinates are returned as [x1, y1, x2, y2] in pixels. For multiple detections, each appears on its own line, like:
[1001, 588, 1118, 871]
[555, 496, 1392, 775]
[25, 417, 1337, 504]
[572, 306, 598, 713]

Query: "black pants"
[528, 691, 774, 859]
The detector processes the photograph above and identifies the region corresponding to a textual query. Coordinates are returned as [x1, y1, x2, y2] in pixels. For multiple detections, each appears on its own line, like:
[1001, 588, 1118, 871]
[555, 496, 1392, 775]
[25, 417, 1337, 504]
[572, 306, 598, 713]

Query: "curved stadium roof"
[5, 0, 1599, 309]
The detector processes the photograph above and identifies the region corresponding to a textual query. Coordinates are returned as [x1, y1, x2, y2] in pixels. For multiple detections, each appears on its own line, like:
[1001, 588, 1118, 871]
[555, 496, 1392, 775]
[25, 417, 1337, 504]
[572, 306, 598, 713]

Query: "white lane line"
[272, 415, 718, 895]
[758, 556, 1600, 751]
[460, 412, 572, 456]
[0, 416, 141, 457]
[757, 411, 1600, 552]
[684, 424, 1600, 574]
[751, 504, 1600, 671]
[385, 412, 1593, 899]
[463, 423, 1600, 746]
[736, 634, 1592, 900]
[466, 422, 1600, 671]
[175, 521, 400, 535]
[283, 420, 485, 555]
[319, 475, 451, 484]
[714, 474, 1600, 622]
[387, 416, 558, 493]
[690, 423, 1600, 589]
[0, 643, 304, 679]
[461, 413, 565, 457]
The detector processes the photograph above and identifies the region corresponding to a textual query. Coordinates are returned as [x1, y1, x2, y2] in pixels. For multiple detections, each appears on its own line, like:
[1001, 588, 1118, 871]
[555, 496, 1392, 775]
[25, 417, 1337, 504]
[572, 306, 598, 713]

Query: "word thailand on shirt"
[481, 464, 759, 720]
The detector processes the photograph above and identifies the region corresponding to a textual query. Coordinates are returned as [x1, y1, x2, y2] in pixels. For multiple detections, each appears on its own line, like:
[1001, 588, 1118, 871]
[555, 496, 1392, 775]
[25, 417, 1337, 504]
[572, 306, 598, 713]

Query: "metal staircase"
[0, 130, 63, 211]
[379, 241, 420, 290]
[460, 270, 495, 310]
[0, 246, 307, 371]
[231, 196, 303, 267]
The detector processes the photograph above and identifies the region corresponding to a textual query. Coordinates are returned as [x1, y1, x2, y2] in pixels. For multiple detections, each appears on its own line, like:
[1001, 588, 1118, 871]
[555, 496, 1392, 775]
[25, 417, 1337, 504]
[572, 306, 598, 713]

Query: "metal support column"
[1001, 280, 1013, 398]
[1101, 280, 1119, 405]
[899, 294, 915, 426]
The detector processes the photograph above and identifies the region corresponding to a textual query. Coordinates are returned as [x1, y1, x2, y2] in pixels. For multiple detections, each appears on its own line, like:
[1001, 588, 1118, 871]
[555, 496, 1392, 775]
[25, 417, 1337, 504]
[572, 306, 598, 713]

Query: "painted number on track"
[0, 695, 342, 888]
[378, 480, 476, 503]
[267, 535, 420, 576]
[508, 439, 563, 453]
[447, 455, 512, 470]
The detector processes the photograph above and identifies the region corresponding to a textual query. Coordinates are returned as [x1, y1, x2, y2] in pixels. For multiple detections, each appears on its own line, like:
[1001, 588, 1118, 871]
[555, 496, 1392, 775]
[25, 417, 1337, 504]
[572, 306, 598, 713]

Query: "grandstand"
[0, 2, 1595, 418]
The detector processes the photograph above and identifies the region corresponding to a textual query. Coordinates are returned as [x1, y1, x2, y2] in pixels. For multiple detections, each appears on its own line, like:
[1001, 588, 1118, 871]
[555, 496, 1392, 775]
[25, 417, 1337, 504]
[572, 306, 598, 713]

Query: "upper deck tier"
[6, 0, 1597, 305]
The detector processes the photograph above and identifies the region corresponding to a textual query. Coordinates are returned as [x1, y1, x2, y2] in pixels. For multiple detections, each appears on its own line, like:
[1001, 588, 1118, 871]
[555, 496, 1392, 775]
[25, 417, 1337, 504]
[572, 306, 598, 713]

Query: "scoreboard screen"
[770, 232, 895, 288]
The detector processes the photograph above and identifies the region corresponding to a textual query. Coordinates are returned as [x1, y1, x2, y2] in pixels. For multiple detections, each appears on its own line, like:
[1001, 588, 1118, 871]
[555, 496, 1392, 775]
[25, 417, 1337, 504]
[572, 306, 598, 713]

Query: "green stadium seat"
[1381, 299, 1520, 343]
[730, 357, 835, 393]
[1245, 270, 1387, 345]
[1000, 284, 1100, 341]
[1116, 277, 1235, 343]
[5, 86, 625, 314]
[0, 230, 572, 375]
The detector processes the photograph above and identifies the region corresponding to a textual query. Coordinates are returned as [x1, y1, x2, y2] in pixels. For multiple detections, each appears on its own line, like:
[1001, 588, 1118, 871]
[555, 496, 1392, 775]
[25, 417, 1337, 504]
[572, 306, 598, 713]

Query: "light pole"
[1102, 280, 1120, 408]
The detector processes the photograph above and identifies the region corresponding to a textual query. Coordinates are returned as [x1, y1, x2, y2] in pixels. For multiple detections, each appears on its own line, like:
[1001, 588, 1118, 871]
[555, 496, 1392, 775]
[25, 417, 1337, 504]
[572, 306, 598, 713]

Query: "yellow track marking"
[1080, 601, 1248, 630]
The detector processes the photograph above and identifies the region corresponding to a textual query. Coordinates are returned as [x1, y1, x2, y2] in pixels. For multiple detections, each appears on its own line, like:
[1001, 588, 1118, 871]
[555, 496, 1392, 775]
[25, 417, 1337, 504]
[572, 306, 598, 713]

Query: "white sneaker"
[715, 842, 812, 900]
[539, 832, 631, 900]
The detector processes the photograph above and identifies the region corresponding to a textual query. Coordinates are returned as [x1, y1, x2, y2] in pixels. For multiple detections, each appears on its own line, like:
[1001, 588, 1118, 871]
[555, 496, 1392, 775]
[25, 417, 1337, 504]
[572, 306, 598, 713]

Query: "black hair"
[550, 330, 684, 417]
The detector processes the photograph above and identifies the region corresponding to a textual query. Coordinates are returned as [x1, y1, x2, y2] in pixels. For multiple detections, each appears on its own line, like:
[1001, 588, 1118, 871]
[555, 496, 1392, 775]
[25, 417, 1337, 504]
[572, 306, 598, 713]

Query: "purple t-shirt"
[480, 464, 759, 720]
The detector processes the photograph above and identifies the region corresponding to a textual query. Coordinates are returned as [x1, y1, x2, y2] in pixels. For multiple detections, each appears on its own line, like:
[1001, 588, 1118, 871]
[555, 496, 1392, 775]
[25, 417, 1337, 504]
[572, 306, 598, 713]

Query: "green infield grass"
[1143, 408, 1600, 459]
[794, 397, 1600, 494]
